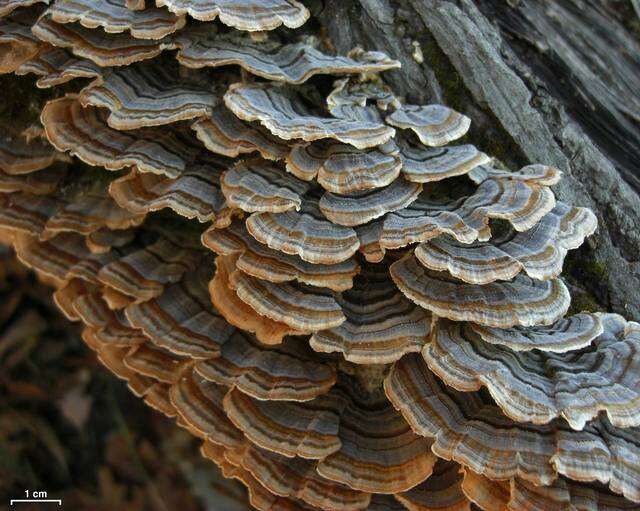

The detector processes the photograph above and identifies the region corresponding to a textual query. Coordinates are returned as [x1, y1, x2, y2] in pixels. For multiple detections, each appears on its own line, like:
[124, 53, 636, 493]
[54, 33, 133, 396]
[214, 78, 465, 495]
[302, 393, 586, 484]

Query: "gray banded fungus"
[175, 31, 400, 83]
[224, 82, 396, 149]
[192, 106, 289, 161]
[2, 0, 637, 509]
[286, 140, 402, 194]
[390, 254, 571, 328]
[78, 63, 219, 130]
[385, 353, 640, 502]
[109, 163, 227, 223]
[469, 313, 604, 353]
[31, 13, 176, 67]
[221, 158, 309, 213]
[39, 187, 145, 240]
[309, 265, 432, 365]
[0, 164, 66, 195]
[194, 331, 337, 402]
[414, 203, 598, 284]
[462, 469, 638, 511]
[318, 177, 423, 227]
[398, 136, 491, 183]
[124, 264, 235, 358]
[386, 104, 471, 147]
[15, 45, 101, 88]
[0, 133, 64, 174]
[396, 459, 470, 511]
[245, 197, 361, 265]
[155, 0, 310, 31]
[210, 254, 309, 344]
[381, 176, 556, 249]
[230, 270, 346, 332]
[425, 316, 640, 429]
[202, 220, 360, 292]
[0, 7, 42, 73]
[46, 0, 186, 40]
[41, 96, 199, 178]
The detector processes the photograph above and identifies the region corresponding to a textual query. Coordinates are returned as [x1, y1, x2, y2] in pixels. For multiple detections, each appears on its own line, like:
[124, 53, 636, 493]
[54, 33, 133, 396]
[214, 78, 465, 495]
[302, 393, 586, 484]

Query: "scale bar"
[10, 499, 62, 505]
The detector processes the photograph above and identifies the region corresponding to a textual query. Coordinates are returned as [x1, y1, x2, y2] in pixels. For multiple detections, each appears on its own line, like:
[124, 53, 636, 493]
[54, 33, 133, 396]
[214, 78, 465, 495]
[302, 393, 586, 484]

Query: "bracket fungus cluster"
[0, 1, 638, 510]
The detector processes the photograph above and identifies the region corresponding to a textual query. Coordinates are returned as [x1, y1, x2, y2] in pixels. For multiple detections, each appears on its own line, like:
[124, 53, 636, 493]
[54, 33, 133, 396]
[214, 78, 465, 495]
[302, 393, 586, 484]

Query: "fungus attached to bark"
[310, 266, 432, 364]
[155, 0, 310, 31]
[286, 140, 402, 194]
[2, 1, 638, 509]
[41, 96, 198, 178]
[78, 64, 219, 130]
[224, 82, 395, 149]
[386, 104, 471, 147]
[391, 254, 571, 328]
[31, 13, 175, 67]
[385, 353, 640, 502]
[381, 176, 556, 249]
[16, 45, 100, 88]
[414, 203, 598, 284]
[246, 198, 361, 265]
[47, 0, 186, 40]
[175, 31, 400, 83]
[109, 163, 227, 223]
[0, 7, 43, 72]
[426, 315, 640, 429]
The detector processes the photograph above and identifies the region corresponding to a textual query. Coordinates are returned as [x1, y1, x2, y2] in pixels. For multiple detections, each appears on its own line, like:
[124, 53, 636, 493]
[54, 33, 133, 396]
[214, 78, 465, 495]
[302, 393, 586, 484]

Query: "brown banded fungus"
[1, 1, 636, 509]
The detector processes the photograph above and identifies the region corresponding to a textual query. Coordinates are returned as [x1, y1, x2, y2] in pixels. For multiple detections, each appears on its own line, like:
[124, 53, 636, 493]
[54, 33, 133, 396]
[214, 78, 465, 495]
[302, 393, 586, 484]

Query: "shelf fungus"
[175, 31, 400, 84]
[286, 140, 402, 194]
[31, 13, 176, 67]
[386, 104, 471, 147]
[0, 1, 48, 18]
[3, 1, 639, 509]
[78, 64, 219, 130]
[47, 0, 186, 40]
[391, 254, 571, 328]
[309, 266, 432, 365]
[194, 332, 337, 402]
[202, 220, 359, 292]
[426, 316, 640, 429]
[224, 82, 396, 149]
[41, 96, 200, 178]
[15, 45, 101, 88]
[398, 137, 491, 183]
[462, 469, 637, 511]
[0, 133, 64, 174]
[246, 197, 361, 265]
[469, 312, 604, 353]
[414, 203, 598, 284]
[0, 7, 43, 72]
[156, 0, 310, 31]
[109, 163, 227, 223]
[385, 353, 640, 502]
[381, 176, 556, 249]
[192, 106, 289, 161]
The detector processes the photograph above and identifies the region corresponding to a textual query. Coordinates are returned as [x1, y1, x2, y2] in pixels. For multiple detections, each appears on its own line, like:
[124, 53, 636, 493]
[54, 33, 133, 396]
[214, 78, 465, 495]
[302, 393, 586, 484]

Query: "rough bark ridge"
[315, 0, 640, 319]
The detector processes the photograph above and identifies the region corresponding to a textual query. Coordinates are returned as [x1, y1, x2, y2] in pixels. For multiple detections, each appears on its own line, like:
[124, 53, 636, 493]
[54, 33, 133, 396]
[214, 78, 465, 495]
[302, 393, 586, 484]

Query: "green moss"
[563, 248, 610, 313]
[416, 32, 526, 168]
[419, 35, 469, 114]
[567, 291, 604, 315]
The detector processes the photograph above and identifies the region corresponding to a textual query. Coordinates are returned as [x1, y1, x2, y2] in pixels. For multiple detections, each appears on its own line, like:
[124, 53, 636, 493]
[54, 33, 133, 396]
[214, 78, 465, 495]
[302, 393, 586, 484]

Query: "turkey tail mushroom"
[1, 1, 637, 509]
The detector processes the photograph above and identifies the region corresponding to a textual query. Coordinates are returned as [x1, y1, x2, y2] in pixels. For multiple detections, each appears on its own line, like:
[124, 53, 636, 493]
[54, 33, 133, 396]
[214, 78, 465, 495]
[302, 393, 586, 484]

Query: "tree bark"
[313, 0, 640, 320]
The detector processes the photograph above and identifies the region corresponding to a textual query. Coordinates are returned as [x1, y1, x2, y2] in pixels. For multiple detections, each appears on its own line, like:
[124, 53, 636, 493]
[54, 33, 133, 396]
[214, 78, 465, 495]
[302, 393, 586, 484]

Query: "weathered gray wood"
[316, 0, 640, 319]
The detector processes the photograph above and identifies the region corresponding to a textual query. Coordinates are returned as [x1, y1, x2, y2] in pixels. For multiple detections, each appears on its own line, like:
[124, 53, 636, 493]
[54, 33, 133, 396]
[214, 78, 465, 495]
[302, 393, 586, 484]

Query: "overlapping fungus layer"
[1, 1, 637, 510]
